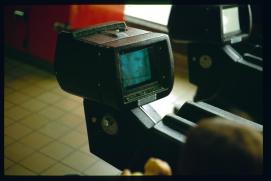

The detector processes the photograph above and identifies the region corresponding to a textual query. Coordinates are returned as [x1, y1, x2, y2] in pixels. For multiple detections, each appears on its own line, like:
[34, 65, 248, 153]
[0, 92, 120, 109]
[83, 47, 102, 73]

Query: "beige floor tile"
[79, 144, 91, 154]
[72, 106, 85, 118]
[51, 86, 66, 95]
[4, 79, 17, 87]
[5, 123, 32, 140]
[5, 79, 32, 91]
[58, 130, 88, 149]
[38, 121, 70, 139]
[4, 117, 15, 127]
[19, 113, 50, 129]
[61, 151, 99, 172]
[4, 87, 15, 96]
[36, 92, 63, 104]
[19, 152, 56, 174]
[75, 122, 88, 135]
[39, 141, 74, 160]
[41, 163, 82, 176]
[5, 106, 31, 121]
[4, 158, 15, 170]
[57, 113, 84, 128]
[5, 92, 31, 105]
[20, 85, 47, 97]
[4, 100, 14, 110]
[38, 106, 65, 121]
[5, 142, 34, 162]
[4, 135, 16, 146]
[20, 98, 48, 112]
[66, 94, 82, 103]
[35, 79, 59, 90]
[19, 131, 53, 150]
[54, 98, 81, 112]
[5, 164, 36, 175]
[3, 49, 198, 176]
[20, 74, 44, 84]
[83, 160, 121, 176]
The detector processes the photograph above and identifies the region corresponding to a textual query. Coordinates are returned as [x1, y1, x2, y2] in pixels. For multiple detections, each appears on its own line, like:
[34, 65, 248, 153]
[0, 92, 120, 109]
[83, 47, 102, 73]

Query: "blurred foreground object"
[122, 158, 172, 176]
[179, 118, 263, 174]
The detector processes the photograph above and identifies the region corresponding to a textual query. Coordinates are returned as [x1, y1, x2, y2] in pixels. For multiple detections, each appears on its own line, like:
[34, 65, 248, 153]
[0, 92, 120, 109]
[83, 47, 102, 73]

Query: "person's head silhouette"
[178, 117, 263, 174]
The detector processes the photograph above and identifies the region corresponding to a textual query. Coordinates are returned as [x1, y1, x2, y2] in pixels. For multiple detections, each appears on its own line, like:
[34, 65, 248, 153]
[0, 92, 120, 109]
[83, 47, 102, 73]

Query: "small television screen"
[222, 7, 241, 35]
[120, 48, 152, 89]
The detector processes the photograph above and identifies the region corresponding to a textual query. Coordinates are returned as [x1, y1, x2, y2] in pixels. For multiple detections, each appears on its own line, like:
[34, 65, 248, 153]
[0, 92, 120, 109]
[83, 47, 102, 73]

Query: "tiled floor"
[4, 54, 196, 176]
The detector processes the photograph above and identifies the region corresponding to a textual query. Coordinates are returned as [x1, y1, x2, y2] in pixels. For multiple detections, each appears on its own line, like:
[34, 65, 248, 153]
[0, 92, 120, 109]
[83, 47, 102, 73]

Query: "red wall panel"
[27, 5, 70, 63]
[5, 5, 125, 63]
[4, 6, 30, 53]
[69, 5, 125, 29]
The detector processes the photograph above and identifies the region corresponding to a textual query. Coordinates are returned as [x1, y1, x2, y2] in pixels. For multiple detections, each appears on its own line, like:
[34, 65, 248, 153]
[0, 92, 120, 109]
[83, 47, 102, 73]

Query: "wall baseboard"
[5, 46, 55, 74]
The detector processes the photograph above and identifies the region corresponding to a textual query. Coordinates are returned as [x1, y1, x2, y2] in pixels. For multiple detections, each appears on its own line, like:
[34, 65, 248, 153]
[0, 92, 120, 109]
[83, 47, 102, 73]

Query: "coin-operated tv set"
[168, 5, 252, 44]
[168, 5, 262, 123]
[55, 22, 174, 110]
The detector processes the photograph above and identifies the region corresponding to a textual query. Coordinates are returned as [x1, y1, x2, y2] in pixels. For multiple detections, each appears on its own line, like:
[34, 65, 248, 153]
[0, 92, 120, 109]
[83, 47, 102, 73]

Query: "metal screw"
[199, 55, 212, 69]
[91, 117, 97, 123]
[192, 57, 197, 61]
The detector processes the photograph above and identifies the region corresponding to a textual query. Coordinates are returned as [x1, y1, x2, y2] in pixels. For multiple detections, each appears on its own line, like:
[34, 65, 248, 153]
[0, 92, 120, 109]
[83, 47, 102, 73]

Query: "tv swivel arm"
[176, 101, 262, 132]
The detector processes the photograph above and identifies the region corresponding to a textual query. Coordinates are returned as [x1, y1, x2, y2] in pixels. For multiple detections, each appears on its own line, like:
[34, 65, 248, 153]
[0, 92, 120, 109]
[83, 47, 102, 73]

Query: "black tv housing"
[168, 5, 252, 44]
[55, 22, 174, 110]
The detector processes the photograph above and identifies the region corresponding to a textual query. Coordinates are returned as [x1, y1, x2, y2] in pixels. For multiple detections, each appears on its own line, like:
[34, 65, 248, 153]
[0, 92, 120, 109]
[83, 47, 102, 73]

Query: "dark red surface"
[4, 6, 30, 53]
[70, 5, 125, 29]
[27, 5, 70, 63]
[4, 5, 124, 63]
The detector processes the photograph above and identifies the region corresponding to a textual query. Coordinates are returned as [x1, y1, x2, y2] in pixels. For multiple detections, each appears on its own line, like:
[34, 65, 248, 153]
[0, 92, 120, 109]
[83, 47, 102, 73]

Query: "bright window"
[124, 5, 172, 31]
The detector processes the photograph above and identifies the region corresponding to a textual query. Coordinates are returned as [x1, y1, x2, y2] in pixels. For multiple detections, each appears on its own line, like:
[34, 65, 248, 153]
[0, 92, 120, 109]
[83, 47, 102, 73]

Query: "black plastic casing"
[55, 26, 174, 110]
[168, 5, 252, 44]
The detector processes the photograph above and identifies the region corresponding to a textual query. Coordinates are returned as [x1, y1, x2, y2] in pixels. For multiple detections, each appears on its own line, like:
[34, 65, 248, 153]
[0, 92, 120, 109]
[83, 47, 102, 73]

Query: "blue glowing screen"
[120, 48, 152, 88]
